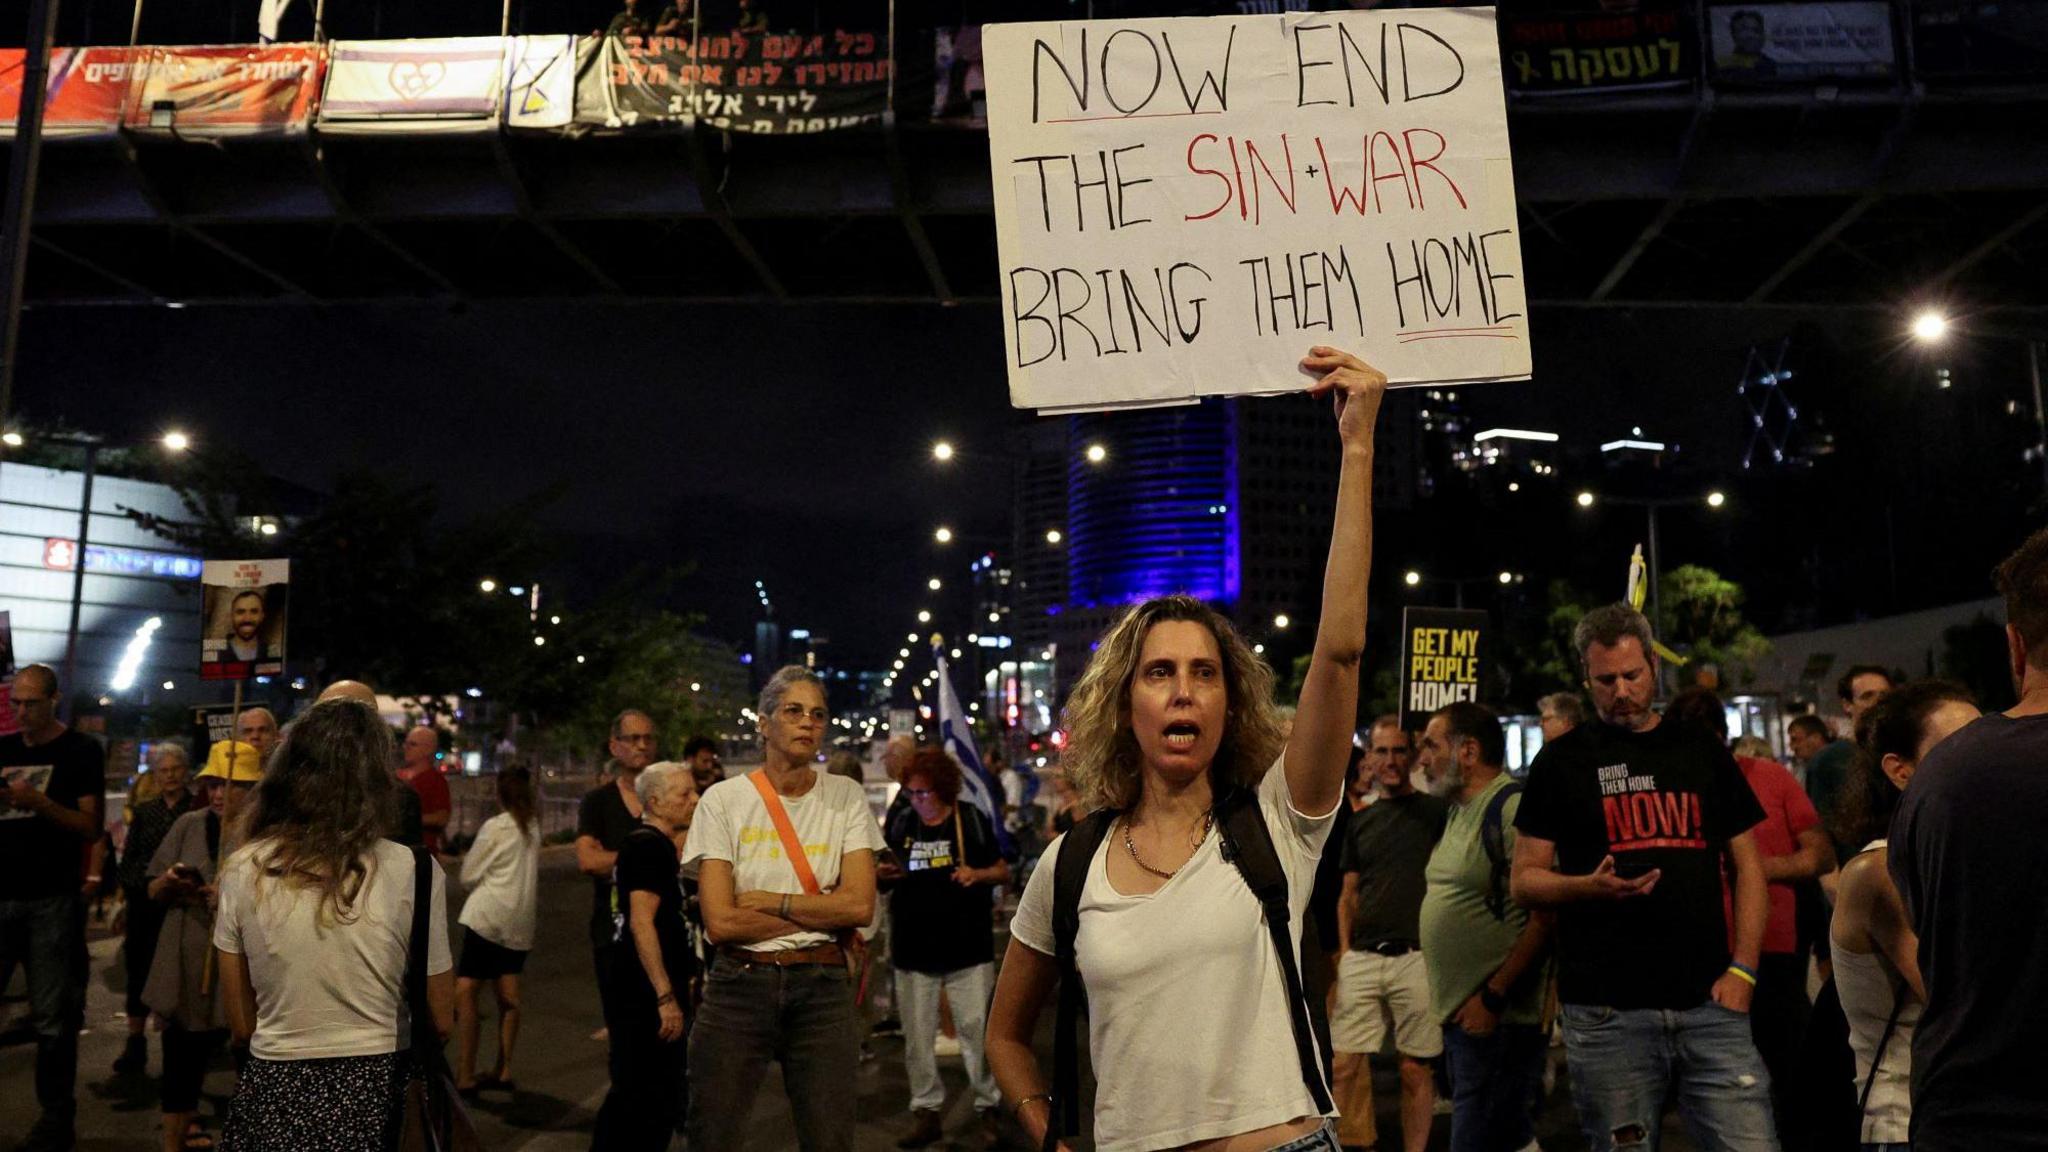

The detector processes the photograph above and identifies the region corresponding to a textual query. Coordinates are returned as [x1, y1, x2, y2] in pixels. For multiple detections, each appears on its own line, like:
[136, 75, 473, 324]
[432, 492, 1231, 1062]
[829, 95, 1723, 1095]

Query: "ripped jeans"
[1558, 1002, 1779, 1152]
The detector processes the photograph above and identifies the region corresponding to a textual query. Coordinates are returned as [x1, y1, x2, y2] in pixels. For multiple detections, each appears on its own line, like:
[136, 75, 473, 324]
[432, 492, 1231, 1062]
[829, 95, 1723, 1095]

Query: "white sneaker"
[934, 1034, 963, 1057]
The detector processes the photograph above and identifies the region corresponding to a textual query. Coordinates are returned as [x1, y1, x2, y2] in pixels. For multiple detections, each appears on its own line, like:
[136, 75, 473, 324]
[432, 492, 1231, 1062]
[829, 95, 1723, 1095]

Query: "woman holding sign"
[682, 666, 885, 1152]
[987, 347, 1384, 1152]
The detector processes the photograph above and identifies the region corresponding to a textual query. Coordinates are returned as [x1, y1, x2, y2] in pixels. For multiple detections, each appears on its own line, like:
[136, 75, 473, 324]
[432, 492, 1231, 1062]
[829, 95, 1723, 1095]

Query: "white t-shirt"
[680, 770, 887, 952]
[458, 811, 540, 951]
[214, 838, 452, 1062]
[1011, 755, 1337, 1152]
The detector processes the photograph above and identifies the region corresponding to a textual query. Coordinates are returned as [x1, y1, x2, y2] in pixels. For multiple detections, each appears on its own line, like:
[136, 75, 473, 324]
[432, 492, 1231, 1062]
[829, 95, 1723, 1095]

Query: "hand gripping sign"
[985, 8, 1530, 413]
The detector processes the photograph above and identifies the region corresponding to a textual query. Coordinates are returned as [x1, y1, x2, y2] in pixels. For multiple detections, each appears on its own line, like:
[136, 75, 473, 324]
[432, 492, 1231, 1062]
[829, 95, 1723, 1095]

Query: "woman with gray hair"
[591, 760, 700, 1150]
[683, 665, 886, 1152]
[115, 740, 201, 1078]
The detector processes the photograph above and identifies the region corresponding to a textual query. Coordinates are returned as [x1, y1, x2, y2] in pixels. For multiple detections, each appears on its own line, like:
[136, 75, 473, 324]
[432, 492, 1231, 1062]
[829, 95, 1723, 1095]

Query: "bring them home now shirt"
[1513, 718, 1763, 1010]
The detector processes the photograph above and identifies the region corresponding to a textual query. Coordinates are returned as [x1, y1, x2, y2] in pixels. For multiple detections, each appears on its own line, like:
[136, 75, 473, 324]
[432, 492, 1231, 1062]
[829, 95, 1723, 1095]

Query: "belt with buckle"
[1365, 941, 1418, 957]
[719, 943, 847, 969]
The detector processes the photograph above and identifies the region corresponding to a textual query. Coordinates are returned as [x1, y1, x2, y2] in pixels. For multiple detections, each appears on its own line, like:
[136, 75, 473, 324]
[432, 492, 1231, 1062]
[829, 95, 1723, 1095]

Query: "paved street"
[1, 846, 1682, 1152]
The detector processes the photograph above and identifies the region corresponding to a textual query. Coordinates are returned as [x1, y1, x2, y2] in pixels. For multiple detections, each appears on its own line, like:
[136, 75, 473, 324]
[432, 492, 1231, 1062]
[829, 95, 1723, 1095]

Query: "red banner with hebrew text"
[124, 44, 325, 137]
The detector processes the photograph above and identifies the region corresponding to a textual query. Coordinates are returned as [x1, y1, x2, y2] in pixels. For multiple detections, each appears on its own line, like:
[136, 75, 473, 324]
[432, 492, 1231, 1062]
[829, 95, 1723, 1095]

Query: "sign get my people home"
[986, 8, 1530, 413]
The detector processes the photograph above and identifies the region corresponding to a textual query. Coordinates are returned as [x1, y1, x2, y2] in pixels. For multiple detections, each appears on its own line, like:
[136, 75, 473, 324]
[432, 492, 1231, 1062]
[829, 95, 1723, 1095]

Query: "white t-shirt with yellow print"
[680, 770, 886, 952]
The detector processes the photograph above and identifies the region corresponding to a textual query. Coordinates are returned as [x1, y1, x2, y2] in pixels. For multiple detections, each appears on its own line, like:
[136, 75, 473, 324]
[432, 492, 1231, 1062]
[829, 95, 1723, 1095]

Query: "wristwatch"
[1478, 986, 1507, 1014]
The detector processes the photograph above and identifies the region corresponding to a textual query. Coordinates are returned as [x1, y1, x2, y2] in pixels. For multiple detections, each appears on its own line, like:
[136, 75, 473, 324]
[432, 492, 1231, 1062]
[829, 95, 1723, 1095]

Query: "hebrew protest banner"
[319, 38, 505, 133]
[985, 9, 1529, 413]
[573, 25, 902, 133]
[1399, 607, 1489, 730]
[505, 35, 577, 129]
[200, 559, 289, 681]
[1708, 3, 1896, 81]
[1503, 5, 1698, 94]
[0, 47, 137, 138]
[125, 45, 324, 136]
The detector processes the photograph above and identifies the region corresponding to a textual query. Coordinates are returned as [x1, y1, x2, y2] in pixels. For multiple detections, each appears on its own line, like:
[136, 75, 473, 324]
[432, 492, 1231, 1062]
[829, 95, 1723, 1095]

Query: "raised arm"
[1285, 347, 1386, 817]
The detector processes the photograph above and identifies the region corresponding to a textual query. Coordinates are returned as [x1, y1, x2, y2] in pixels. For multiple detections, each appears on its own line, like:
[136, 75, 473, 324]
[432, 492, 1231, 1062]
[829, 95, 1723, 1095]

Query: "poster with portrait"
[201, 559, 289, 681]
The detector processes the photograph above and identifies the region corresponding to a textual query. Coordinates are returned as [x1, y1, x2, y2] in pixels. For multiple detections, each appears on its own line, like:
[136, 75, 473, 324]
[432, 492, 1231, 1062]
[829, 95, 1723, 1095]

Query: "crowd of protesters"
[3, 348, 2047, 1152]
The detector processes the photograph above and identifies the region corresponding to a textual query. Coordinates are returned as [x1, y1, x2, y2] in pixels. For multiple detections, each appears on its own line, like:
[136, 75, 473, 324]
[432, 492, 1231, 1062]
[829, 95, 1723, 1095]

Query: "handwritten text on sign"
[986, 9, 1529, 413]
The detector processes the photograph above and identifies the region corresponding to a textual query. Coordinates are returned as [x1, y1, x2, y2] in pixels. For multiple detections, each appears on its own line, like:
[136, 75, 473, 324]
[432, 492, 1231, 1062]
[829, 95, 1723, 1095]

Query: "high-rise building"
[1038, 394, 1417, 698]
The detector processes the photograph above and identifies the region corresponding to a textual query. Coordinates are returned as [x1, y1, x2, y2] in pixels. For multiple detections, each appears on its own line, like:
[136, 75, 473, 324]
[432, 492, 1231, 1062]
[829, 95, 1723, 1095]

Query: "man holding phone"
[1510, 605, 1778, 1152]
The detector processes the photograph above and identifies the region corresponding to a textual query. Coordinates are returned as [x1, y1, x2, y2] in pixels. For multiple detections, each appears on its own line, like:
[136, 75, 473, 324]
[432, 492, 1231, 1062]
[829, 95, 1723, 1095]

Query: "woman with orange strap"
[682, 665, 885, 1152]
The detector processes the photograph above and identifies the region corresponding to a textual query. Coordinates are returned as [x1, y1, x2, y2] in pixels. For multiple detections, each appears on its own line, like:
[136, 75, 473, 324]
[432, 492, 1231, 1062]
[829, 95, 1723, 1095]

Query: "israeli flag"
[933, 643, 1015, 857]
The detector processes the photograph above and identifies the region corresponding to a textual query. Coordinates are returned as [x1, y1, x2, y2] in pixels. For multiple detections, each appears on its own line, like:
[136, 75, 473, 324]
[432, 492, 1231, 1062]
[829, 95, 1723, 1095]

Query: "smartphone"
[167, 863, 200, 882]
[1612, 857, 1656, 881]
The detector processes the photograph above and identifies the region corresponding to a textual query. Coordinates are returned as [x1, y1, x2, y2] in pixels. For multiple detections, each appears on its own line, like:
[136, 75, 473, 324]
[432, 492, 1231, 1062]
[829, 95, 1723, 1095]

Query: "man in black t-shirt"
[0, 665, 107, 1152]
[1889, 527, 2048, 1152]
[577, 708, 658, 1043]
[1511, 606, 1778, 1152]
[1333, 717, 1446, 1152]
[884, 749, 1010, 1149]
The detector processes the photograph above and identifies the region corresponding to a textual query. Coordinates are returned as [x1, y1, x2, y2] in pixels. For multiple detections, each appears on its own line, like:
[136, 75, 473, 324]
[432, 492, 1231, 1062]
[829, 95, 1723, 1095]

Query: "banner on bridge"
[1708, 2, 1897, 81]
[1502, 5, 1698, 94]
[572, 26, 900, 133]
[320, 38, 505, 133]
[984, 9, 1531, 414]
[125, 45, 325, 136]
[505, 35, 577, 129]
[0, 47, 136, 138]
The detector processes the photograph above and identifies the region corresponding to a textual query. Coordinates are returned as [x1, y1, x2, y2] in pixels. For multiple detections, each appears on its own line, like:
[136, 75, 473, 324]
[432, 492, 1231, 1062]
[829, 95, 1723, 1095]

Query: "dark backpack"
[1478, 782, 1523, 922]
[1042, 788, 1334, 1152]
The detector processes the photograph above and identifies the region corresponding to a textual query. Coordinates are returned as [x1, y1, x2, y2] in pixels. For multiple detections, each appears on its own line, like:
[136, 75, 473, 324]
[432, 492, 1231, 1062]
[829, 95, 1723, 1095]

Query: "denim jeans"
[0, 894, 84, 1119]
[1444, 1022, 1547, 1152]
[900, 963, 999, 1113]
[1558, 1001, 1779, 1152]
[686, 955, 860, 1152]
[1266, 1122, 1339, 1152]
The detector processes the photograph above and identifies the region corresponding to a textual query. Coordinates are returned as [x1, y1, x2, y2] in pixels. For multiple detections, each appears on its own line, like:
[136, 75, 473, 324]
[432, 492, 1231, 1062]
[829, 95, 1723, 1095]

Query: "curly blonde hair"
[1060, 594, 1287, 811]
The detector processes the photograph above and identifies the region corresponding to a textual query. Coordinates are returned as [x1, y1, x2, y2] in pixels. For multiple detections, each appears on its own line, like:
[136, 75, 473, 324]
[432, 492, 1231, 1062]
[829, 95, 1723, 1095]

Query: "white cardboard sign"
[985, 9, 1530, 413]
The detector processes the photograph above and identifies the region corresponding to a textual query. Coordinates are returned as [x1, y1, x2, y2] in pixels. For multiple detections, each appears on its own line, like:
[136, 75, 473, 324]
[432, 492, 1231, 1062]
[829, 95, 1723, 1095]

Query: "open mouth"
[1161, 721, 1201, 752]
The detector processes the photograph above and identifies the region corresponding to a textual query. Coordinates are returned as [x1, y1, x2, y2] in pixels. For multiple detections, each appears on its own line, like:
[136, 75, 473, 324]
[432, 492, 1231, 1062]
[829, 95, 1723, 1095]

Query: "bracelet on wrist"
[1725, 963, 1757, 987]
[1478, 986, 1508, 1014]
[1013, 1094, 1053, 1122]
[779, 893, 793, 919]
[655, 991, 676, 1007]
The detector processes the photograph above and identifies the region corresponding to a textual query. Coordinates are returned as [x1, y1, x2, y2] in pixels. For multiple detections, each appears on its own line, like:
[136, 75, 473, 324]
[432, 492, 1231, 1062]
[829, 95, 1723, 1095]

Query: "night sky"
[17, 296, 2035, 669]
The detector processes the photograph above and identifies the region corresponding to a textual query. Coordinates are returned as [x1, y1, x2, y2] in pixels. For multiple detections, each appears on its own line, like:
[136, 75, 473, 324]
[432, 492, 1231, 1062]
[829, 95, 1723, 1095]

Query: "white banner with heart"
[319, 37, 506, 133]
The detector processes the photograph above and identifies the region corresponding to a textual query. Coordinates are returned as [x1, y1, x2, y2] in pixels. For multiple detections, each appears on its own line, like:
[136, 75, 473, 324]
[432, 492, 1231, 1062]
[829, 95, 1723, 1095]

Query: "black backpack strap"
[406, 844, 434, 1052]
[1214, 789, 1336, 1117]
[1480, 783, 1523, 922]
[1045, 809, 1117, 1152]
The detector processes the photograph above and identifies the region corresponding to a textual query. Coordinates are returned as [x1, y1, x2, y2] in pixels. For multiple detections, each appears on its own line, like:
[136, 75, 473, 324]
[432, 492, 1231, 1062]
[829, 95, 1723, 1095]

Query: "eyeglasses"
[778, 704, 829, 722]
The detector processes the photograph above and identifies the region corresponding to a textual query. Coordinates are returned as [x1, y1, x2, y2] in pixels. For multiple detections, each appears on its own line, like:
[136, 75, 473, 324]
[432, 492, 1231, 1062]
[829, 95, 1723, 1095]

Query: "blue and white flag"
[932, 644, 1014, 857]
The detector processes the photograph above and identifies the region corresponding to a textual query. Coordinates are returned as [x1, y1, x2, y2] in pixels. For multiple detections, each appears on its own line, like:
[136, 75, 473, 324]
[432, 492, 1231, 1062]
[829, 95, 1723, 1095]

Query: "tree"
[1658, 565, 1773, 686]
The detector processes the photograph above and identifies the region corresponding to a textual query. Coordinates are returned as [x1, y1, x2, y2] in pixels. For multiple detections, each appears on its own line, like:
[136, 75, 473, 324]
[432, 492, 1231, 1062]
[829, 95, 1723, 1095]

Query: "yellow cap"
[200, 740, 264, 784]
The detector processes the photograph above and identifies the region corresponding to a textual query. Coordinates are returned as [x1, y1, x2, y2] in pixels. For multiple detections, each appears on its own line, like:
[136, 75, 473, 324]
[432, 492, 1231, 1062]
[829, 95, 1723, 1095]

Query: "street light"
[161, 430, 191, 452]
[479, 579, 497, 593]
[1404, 570, 1422, 587]
[1576, 489, 1730, 633]
[1045, 528, 1063, 545]
[934, 526, 954, 544]
[0, 430, 20, 447]
[932, 440, 955, 462]
[1497, 571, 1514, 585]
[1272, 613, 1291, 629]
[1085, 443, 1108, 464]
[928, 577, 943, 591]
[1907, 310, 2047, 495]
[917, 610, 931, 624]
